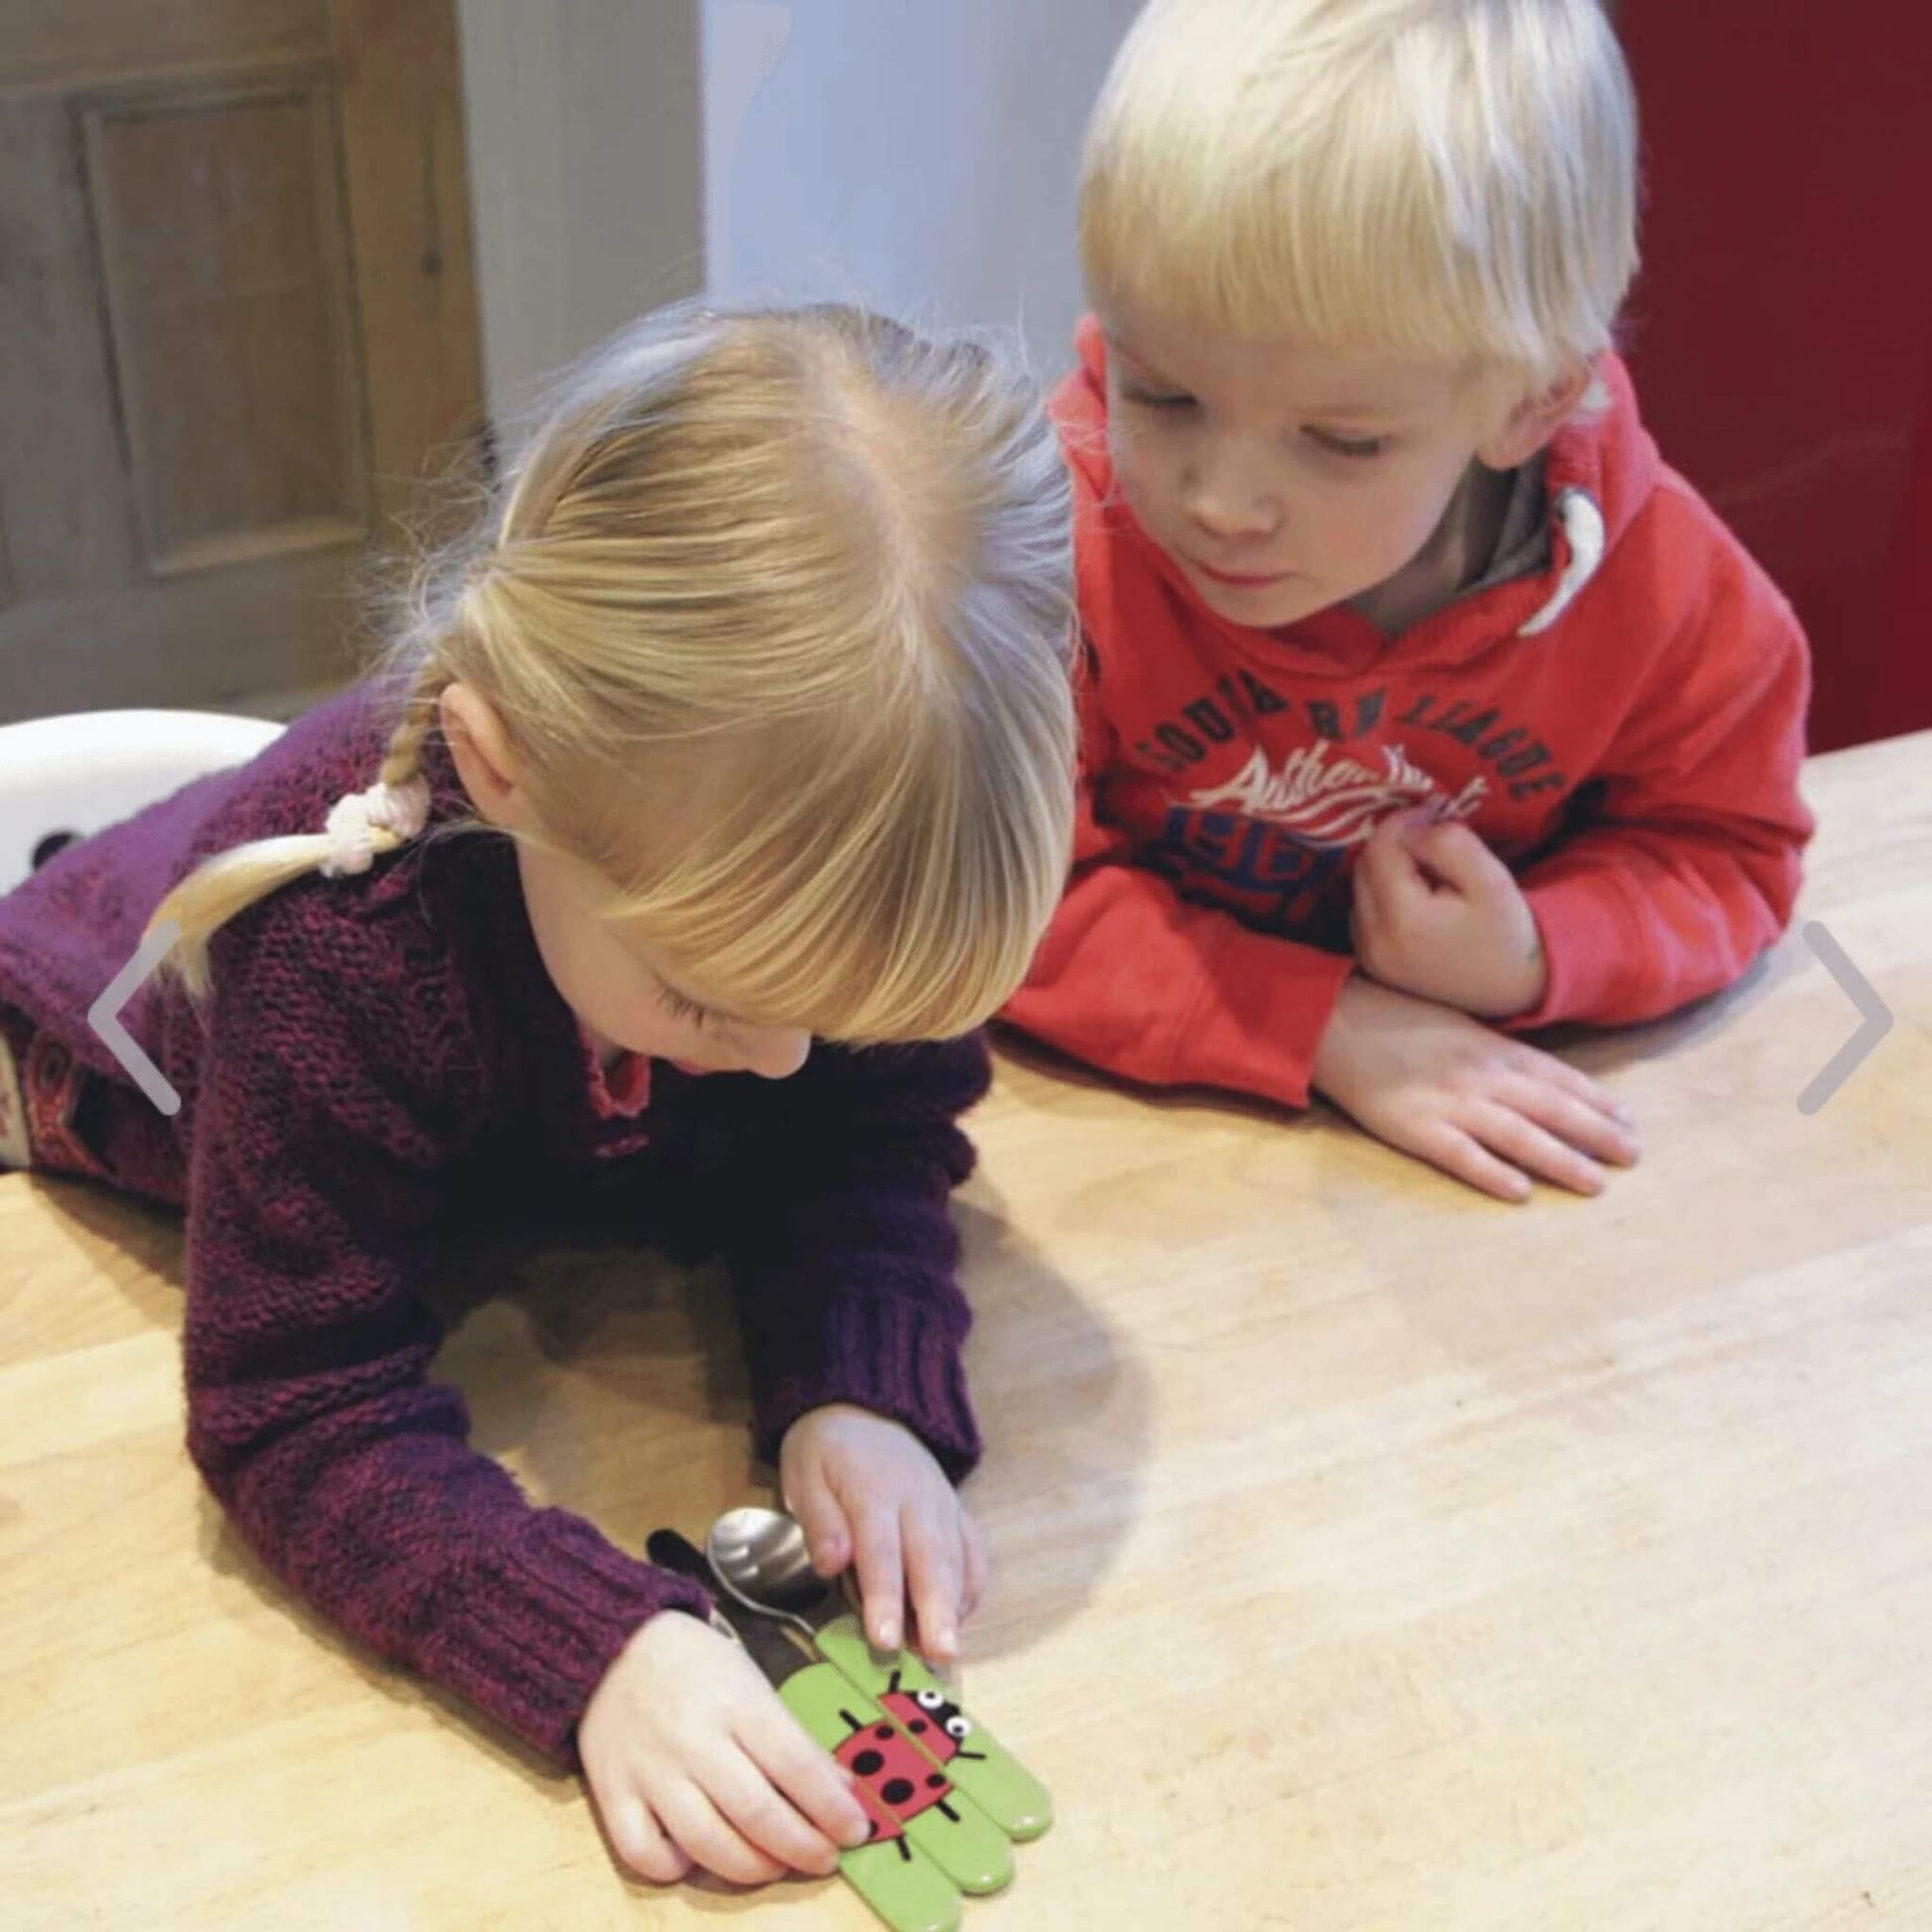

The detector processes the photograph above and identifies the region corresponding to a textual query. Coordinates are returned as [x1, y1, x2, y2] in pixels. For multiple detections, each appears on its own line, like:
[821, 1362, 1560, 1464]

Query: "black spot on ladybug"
[926, 1773, 945, 1789]
[908, 1719, 928, 1733]
[883, 1777, 914, 1806]
[853, 1749, 884, 1776]
[875, 1725, 895, 1740]
[867, 1819, 882, 1841]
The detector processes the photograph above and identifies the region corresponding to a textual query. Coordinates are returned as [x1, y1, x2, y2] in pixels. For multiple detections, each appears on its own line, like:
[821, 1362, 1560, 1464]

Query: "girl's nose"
[739, 1025, 812, 1080]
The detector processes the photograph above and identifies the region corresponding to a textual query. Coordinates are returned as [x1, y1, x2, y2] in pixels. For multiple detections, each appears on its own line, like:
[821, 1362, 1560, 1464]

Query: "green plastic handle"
[814, 1614, 1054, 1842]
[778, 1658, 1015, 1896]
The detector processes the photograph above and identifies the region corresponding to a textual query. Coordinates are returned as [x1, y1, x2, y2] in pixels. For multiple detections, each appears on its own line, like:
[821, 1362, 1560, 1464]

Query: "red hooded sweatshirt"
[1004, 318, 1815, 1109]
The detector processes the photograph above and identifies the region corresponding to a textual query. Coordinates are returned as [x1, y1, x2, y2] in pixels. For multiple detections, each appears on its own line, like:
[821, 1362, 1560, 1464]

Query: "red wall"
[1617, 4, 1932, 752]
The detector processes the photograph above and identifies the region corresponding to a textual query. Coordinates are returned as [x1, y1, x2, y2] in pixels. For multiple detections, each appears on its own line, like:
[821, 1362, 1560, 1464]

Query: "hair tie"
[319, 776, 433, 880]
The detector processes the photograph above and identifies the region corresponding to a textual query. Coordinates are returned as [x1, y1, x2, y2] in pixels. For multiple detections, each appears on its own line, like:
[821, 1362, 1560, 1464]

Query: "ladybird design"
[836, 1711, 960, 1860]
[878, 1673, 987, 1767]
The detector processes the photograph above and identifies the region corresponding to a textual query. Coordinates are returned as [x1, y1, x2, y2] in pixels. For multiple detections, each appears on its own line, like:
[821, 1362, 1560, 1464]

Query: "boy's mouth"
[1190, 558, 1295, 589]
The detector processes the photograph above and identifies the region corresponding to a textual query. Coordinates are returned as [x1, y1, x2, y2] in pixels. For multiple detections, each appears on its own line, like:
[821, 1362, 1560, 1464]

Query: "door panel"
[0, 0, 483, 722]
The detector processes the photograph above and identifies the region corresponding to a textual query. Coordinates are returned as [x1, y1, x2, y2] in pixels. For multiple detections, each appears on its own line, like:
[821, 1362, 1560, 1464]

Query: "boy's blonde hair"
[1081, 0, 1638, 379]
[150, 302, 1077, 1044]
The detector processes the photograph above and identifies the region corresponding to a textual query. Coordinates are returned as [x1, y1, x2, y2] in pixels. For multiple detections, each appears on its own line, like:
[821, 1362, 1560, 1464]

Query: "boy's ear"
[1476, 359, 1594, 471]
[440, 681, 530, 831]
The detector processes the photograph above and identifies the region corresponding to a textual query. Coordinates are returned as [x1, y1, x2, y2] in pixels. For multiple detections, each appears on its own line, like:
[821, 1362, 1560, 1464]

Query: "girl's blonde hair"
[1081, 0, 1639, 380]
[150, 301, 1077, 1043]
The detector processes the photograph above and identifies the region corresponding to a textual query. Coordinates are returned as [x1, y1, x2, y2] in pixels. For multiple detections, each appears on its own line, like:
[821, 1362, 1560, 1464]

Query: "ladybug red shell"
[836, 1713, 957, 1855]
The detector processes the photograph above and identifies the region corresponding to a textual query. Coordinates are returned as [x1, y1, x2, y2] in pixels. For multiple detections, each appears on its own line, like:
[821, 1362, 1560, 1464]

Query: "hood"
[1055, 313, 1664, 672]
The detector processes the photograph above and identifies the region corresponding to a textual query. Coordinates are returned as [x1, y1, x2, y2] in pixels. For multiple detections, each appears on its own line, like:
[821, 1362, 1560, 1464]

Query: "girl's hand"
[780, 1403, 987, 1665]
[1311, 975, 1640, 1203]
[1351, 811, 1548, 1019]
[579, 1607, 871, 1888]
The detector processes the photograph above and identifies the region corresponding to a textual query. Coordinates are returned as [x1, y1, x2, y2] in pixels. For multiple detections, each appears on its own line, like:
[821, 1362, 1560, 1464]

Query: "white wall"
[703, 0, 1140, 378]
[458, 0, 1139, 411]
[457, 0, 705, 419]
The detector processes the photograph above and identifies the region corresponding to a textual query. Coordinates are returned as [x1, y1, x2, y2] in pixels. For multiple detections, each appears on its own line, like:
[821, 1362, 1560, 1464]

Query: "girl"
[0, 302, 1076, 1888]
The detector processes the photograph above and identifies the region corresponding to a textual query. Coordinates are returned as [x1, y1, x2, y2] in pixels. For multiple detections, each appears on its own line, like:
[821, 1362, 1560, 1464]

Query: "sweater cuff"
[1506, 870, 1638, 1031]
[1179, 925, 1356, 1111]
[753, 1293, 982, 1482]
[426, 1505, 715, 1766]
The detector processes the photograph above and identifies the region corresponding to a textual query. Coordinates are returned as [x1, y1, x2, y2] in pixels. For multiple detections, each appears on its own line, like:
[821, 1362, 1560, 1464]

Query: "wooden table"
[6, 732, 1930, 1931]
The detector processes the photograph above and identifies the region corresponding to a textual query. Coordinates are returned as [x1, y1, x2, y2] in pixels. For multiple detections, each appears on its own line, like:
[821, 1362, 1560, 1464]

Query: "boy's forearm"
[1507, 822, 1803, 1030]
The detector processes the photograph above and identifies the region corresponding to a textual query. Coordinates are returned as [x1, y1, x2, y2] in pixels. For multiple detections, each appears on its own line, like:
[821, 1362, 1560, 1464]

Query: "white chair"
[0, 710, 285, 896]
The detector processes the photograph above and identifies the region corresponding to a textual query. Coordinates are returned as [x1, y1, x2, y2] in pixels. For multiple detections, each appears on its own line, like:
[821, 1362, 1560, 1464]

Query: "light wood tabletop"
[5, 730, 1930, 1931]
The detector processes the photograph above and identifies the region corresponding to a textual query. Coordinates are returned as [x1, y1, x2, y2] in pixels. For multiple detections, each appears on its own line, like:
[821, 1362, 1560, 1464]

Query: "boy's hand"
[1351, 811, 1548, 1019]
[780, 1403, 987, 1665]
[579, 1606, 871, 1888]
[1311, 976, 1639, 1202]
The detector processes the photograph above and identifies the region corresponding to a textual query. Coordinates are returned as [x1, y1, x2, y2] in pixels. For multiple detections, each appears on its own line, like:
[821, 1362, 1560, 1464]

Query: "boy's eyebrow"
[1106, 334, 1180, 385]
[1106, 333, 1406, 423]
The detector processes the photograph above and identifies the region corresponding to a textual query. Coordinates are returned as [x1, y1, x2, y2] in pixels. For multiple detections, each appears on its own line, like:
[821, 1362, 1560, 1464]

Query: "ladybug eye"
[945, 1716, 972, 1739]
[915, 1689, 944, 1711]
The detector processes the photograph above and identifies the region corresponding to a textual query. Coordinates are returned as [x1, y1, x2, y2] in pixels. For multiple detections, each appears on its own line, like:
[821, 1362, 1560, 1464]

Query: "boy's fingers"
[1358, 817, 1420, 900]
[903, 1513, 962, 1664]
[654, 1779, 787, 1888]
[1412, 822, 1510, 899]
[737, 1698, 872, 1850]
[1551, 1058, 1638, 1128]
[784, 1466, 852, 1578]
[1418, 1122, 1533, 1203]
[1470, 1102, 1607, 1196]
[1504, 1078, 1641, 1167]
[852, 1507, 905, 1651]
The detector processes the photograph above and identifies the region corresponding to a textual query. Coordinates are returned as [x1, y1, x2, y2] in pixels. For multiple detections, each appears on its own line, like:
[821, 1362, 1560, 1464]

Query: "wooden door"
[0, 0, 483, 724]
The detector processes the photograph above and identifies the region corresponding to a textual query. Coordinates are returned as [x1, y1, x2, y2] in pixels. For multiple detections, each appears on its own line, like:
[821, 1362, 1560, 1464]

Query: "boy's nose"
[1184, 455, 1283, 542]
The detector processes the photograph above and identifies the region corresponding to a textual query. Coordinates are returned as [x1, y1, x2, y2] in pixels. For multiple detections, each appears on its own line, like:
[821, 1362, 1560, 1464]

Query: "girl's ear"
[1476, 359, 1594, 472]
[440, 682, 530, 830]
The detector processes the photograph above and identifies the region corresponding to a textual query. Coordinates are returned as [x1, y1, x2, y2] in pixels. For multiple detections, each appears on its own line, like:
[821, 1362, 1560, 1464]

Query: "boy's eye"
[1122, 384, 1194, 412]
[1306, 428, 1388, 459]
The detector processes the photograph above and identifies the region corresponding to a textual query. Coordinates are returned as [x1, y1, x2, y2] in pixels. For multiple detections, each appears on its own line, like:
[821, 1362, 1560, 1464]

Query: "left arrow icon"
[87, 918, 182, 1116]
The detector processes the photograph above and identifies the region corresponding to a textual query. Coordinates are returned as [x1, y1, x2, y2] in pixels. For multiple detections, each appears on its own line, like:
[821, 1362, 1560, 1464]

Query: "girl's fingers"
[784, 1462, 852, 1579]
[902, 1508, 963, 1665]
[653, 1778, 788, 1889]
[851, 1504, 906, 1651]
[1415, 1121, 1533, 1203]
[960, 1511, 990, 1621]
[703, 1741, 846, 1877]
[1469, 1101, 1607, 1197]
[736, 1697, 872, 1851]
[607, 1793, 692, 1886]
[1502, 1076, 1641, 1167]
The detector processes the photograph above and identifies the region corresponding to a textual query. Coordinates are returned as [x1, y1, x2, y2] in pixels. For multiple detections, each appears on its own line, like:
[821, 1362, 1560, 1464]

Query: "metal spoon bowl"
[706, 1505, 846, 1635]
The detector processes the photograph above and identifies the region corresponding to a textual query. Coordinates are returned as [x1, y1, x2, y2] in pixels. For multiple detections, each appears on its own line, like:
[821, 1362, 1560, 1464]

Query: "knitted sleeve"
[712, 1035, 993, 1481]
[180, 882, 711, 1763]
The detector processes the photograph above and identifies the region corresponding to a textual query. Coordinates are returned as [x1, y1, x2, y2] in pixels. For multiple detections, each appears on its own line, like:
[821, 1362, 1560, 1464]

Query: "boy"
[1005, 0, 1813, 1202]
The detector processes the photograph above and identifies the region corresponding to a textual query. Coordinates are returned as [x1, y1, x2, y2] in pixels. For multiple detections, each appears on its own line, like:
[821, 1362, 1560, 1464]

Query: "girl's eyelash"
[1307, 428, 1388, 459]
[1124, 386, 1194, 410]
[655, 982, 710, 1027]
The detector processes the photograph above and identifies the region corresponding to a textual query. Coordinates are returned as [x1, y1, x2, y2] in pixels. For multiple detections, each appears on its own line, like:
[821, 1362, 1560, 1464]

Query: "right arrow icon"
[1798, 920, 1894, 1115]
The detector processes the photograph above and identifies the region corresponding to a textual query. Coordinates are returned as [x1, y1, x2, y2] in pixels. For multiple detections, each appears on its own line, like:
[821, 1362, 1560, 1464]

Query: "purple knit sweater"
[0, 686, 988, 1763]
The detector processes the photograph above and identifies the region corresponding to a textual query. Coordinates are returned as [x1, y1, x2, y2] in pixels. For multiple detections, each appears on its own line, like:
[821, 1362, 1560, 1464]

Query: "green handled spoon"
[706, 1506, 1054, 1842]
[646, 1530, 1013, 1907]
